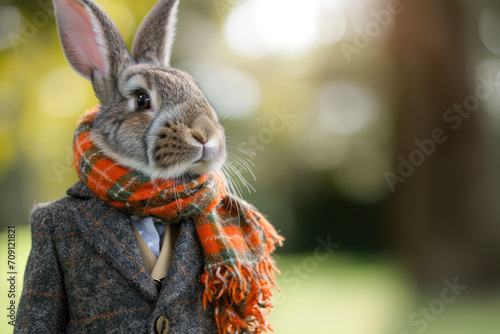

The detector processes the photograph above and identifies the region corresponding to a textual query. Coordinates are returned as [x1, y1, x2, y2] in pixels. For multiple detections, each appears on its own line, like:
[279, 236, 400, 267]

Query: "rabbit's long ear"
[131, 0, 179, 67]
[53, 0, 131, 100]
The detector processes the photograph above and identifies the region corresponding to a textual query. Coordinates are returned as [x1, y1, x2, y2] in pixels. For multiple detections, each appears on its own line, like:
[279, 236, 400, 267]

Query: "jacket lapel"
[67, 182, 159, 302]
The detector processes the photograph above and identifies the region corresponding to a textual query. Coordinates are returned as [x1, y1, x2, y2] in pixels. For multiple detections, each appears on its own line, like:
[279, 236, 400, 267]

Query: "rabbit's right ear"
[131, 0, 179, 67]
[53, 0, 131, 101]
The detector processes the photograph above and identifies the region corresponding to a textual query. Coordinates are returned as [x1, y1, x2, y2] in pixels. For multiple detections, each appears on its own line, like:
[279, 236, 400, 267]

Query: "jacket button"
[155, 315, 169, 334]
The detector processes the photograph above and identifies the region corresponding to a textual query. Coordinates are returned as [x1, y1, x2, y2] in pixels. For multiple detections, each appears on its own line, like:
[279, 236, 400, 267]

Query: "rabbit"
[14, 1, 283, 333]
[54, 0, 227, 180]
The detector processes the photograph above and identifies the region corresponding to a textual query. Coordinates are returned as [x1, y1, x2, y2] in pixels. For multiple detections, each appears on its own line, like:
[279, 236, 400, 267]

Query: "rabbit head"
[53, 0, 226, 180]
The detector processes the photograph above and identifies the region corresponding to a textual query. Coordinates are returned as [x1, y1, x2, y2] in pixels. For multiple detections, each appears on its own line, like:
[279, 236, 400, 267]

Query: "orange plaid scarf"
[73, 108, 284, 334]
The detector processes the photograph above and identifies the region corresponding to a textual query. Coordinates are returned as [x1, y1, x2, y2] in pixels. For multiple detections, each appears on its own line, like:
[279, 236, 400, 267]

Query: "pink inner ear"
[57, 0, 108, 78]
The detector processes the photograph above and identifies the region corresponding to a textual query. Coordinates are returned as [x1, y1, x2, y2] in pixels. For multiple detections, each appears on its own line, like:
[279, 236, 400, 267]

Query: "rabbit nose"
[191, 130, 208, 144]
[190, 116, 217, 144]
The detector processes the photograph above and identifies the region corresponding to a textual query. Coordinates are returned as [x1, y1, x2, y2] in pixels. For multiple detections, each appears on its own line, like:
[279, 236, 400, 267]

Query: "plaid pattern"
[73, 108, 284, 334]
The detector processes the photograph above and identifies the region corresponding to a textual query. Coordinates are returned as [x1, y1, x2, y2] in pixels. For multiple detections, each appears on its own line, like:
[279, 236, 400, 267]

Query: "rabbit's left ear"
[132, 0, 180, 67]
[53, 0, 131, 102]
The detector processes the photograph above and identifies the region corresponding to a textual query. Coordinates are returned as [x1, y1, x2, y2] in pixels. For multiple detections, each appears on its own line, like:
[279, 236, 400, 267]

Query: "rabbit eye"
[135, 91, 151, 110]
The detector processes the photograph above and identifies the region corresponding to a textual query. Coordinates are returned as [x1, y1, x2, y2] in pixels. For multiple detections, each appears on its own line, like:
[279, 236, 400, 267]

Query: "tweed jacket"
[14, 182, 218, 334]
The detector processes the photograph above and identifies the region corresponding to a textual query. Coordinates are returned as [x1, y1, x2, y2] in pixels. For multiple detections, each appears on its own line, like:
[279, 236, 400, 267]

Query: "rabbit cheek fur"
[91, 65, 226, 180]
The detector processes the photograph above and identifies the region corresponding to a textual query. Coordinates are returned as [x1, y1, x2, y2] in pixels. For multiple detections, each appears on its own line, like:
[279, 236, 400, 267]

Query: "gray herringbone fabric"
[14, 182, 218, 333]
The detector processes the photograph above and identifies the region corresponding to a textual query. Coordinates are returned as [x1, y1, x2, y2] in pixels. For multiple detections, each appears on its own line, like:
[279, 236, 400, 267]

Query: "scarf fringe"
[202, 208, 284, 334]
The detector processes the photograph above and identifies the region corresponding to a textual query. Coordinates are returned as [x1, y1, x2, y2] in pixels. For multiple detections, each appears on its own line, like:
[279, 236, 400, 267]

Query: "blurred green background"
[2, 0, 500, 333]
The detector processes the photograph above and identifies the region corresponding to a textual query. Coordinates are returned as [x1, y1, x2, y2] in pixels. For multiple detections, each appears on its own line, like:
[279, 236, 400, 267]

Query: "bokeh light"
[198, 68, 262, 120]
[476, 58, 500, 125]
[177, 62, 262, 119]
[317, 0, 347, 44]
[319, 81, 380, 136]
[225, 0, 346, 58]
[295, 128, 349, 171]
[479, 10, 500, 55]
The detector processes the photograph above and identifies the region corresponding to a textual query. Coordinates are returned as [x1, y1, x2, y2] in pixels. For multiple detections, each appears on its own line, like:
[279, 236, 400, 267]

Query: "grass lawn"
[2, 227, 500, 333]
[270, 255, 500, 334]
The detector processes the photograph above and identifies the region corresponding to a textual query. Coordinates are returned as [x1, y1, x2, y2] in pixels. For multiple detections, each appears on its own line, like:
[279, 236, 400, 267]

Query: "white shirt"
[130, 216, 165, 258]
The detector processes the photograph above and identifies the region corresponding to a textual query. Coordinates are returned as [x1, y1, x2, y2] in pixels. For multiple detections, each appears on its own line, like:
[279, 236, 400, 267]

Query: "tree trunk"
[388, 0, 500, 287]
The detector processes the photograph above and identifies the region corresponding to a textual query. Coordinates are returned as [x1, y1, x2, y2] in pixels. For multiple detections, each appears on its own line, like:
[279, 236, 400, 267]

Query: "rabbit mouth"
[155, 146, 222, 172]
[151, 142, 225, 179]
[193, 138, 219, 164]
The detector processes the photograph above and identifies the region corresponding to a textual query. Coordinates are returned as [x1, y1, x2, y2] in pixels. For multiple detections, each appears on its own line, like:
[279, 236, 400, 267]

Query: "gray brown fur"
[132, 0, 179, 66]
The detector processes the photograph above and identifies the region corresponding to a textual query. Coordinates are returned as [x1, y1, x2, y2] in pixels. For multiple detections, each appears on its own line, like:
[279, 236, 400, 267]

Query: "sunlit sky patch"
[224, 0, 346, 58]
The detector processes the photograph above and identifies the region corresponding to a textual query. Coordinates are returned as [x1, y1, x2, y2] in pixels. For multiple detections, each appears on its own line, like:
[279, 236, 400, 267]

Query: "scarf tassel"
[202, 208, 284, 334]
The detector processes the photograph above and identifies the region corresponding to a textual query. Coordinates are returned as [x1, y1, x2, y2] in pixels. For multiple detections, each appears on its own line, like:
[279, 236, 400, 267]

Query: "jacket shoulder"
[30, 195, 85, 235]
